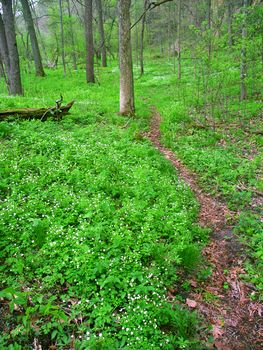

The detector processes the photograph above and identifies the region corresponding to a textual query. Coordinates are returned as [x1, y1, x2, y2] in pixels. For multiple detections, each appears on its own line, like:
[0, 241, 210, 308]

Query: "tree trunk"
[58, 0, 66, 76]
[1, 0, 23, 95]
[0, 101, 74, 120]
[0, 56, 6, 83]
[207, 0, 212, 60]
[20, 0, 45, 77]
[0, 56, 3, 76]
[140, 0, 148, 76]
[177, 0, 182, 80]
[85, 0, 95, 83]
[30, 1, 48, 62]
[118, 0, 135, 115]
[240, 0, 248, 101]
[227, 2, 233, 47]
[0, 13, 10, 90]
[66, 0, 77, 70]
[96, 0, 107, 67]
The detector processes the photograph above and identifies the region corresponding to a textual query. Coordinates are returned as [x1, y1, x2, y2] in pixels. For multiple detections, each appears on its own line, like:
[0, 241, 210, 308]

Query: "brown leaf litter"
[146, 106, 263, 350]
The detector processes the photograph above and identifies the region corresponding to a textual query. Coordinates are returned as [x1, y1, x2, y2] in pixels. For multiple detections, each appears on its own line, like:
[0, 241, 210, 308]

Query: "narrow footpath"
[146, 107, 262, 350]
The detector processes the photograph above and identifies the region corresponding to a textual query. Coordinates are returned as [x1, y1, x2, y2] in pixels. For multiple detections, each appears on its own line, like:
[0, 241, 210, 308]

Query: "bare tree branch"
[130, 0, 174, 30]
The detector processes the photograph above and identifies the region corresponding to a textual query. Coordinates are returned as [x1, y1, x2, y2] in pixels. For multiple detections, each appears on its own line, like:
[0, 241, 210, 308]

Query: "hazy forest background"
[0, 0, 262, 349]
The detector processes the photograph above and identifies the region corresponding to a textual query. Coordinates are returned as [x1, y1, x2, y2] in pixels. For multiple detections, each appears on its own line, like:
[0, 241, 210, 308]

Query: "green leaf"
[51, 330, 58, 340]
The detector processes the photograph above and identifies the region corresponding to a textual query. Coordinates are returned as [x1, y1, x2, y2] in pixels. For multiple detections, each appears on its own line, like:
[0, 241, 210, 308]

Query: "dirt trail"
[146, 107, 263, 350]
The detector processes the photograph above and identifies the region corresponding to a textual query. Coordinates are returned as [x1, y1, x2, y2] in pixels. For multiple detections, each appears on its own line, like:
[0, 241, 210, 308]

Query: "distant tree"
[85, 0, 95, 83]
[66, 0, 77, 70]
[30, 1, 48, 62]
[96, 0, 107, 67]
[0, 0, 23, 95]
[177, 0, 182, 79]
[20, 0, 45, 77]
[240, 0, 248, 100]
[226, 2, 233, 46]
[118, 0, 134, 115]
[206, 0, 212, 59]
[140, 0, 148, 76]
[58, 0, 66, 76]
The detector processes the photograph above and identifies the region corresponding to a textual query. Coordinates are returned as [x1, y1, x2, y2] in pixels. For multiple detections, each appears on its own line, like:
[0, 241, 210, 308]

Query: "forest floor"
[146, 107, 263, 350]
[0, 64, 262, 349]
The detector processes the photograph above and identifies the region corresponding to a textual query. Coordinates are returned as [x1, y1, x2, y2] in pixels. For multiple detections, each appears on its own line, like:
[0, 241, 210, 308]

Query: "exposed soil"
[146, 106, 263, 350]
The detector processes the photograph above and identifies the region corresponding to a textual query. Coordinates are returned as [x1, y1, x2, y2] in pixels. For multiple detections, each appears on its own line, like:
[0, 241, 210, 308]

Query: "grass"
[0, 66, 208, 349]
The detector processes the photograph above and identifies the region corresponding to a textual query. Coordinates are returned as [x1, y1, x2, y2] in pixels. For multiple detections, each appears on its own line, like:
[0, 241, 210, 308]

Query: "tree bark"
[0, 12, 10, 90]
[0, 101, 74, 120]
[118, 0, 135, 115]
[240, 0, 248, 101]
[1, 0, 23, 95]
[85, 0, 95, 83]
[0, 56, 3, 76]
[96, 0, 107, 67]
[0, 55, 7, 84]
[58, 0, 66, 76]
[20, 0, 45, 77]
[66, 0, 77, 70]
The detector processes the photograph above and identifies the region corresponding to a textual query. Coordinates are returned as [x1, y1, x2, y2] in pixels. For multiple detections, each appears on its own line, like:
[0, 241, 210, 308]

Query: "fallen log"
[0, 100, 74, 121]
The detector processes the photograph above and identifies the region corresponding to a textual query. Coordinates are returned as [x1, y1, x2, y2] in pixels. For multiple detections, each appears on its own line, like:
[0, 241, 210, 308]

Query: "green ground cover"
[0, 54, 262, 348]
[0, 67, 208, 349]
[136, 55, 262, 291]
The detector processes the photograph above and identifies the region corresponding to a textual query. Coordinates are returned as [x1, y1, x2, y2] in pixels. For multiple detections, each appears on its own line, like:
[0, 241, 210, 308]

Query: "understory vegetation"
[0, 68, 209, 349]
[139, 54, 262, 291]
[0, 54, 262, 347]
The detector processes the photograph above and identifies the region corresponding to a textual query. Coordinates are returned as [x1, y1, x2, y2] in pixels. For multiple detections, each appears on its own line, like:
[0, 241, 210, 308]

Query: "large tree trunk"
[118, 0, 135, 115]
[0, 56, 3, 76]
[20, 0, 45, 77]
[0, 13, 10, 91]
[240, 0, 248, 101]
[58, 0, 66, 76]
[85, 0, 95, 83]
[96, 0, 107, 67]
[1, 0, 23, 95]
[66, 0, 77, 70]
